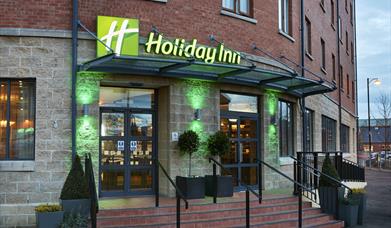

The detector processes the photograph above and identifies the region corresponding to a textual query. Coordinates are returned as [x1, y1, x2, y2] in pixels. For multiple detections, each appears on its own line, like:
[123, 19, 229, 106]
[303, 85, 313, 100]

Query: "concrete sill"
[279, 157, 294, 165]
[0, 161, 35, 172]
[306, 52, 314, 61]
[220, 10, 258, 24]
[150, 0, 167, 2]
[278, 30, 295, 43]
[320, 3, 326, 13]
[321, 67, 327, 75]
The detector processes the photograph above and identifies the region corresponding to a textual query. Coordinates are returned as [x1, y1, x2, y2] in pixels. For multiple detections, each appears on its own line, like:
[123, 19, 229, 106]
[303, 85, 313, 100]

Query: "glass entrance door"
[99, 87, 155, 197]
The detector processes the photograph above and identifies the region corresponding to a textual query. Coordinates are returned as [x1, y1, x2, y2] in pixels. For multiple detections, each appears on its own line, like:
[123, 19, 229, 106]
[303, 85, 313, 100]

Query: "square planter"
[61, 198, 91, 217]
[176, 176, 205, 199]
[353, 194, 367, 225]
[205, 175, 233, 197]
[339, 203, 359, 227]
[36, 211, 64, 228]
[319, 186, 344, 215]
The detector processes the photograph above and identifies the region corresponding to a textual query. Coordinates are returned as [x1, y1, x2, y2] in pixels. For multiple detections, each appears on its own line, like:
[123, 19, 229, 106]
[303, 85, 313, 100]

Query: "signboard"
[130, 141, 137, 151]
[117, 140, 124, 151]
[97, 16, 241, 64]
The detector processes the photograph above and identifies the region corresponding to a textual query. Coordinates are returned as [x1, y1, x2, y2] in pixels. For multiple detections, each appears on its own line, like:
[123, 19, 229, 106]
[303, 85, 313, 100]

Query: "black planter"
[205, 175, 233, 197]
[61, 198, 91, 217]
[353, 194, 367, 225]
[319, 186, 344, 215]
[36, 211, 64, 228]
[339, 203, 359, 227]
[176, 176, 205, 199]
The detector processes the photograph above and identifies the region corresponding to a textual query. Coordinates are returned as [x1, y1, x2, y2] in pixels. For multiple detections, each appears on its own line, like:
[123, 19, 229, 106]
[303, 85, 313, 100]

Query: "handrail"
[342, 158, 359, 166]
[155, 159, 189, 209]
[85, 153, 98, 228]
[297, 151, 346, 154]
[290, 156, 352, 193]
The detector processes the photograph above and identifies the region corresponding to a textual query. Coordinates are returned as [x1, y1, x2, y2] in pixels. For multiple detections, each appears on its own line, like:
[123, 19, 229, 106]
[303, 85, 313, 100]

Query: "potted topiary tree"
[318, 155, 344, 215]
[339, 192, 360, 227]
[35, 204, 64, 228]
[175, 130, 205, 199]
[60, 154, 90, 217]
[205, 131, 233, 197]
[351, 188, 367, 225]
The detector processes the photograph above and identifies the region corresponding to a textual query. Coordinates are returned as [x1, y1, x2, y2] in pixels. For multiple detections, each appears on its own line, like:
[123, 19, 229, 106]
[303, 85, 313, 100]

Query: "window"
[350, 3, 353, 24]
[331, 0, 335, 26]
[320, 0, 324, 6]
[338, 17, 342, 41]
[305, 17, 312, 55]
[341, 124, 350, 153]
[340, 65, 344, 89]
[222, 0, 252, 17]
[345, 0, 348, 13]
[322, 116, 336, 152]
[0, 79, 35, 160]
[352, 81, 355, 101]
[279, 0, 292, 35]
[347, 74, 350, 95]
[321, 38, 326, 71]
[351, 42, 354, 63]
[346, 31, 349, 53]
[220, 93, 258, 113]
[279, 100, 294, 157]
[304, 109, 314, 152]
[332, 54, 336, 81]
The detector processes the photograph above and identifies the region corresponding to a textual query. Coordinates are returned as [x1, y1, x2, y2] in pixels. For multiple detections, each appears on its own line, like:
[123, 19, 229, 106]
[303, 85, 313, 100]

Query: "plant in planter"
[205, 131, 233, 197]
[339, 192, 360, 227]
[176, 130, 205, 199]
[351, 188, 367, 225]
[35, 204, 64, 228]
[318, 156, 344, 215]
[60, 154, 90, 217]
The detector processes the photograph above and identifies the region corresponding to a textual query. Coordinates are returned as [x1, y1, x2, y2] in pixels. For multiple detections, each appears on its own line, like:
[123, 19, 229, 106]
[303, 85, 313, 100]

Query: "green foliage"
[319, 156, 341, 187]
[207, 131, 230, 157]
[351, 188, 366, 194]
[60, 155, 90, 200]
[60, 213, 88, 228]
[35, 204, 62, 212]
[178, 130, 200, 156]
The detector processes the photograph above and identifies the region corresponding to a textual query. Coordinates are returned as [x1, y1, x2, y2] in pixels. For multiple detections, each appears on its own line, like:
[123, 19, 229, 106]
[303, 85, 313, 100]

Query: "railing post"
[246, 189, 250, 228]
[293, 161, 298, 195]
[258, 162, 262, 203]
[176, 195, 181, 228]
[298, 185, 303, 228]
[213, 163, 217, 204]
[155, 159, 159, 207]
[314, 153, 318, 188]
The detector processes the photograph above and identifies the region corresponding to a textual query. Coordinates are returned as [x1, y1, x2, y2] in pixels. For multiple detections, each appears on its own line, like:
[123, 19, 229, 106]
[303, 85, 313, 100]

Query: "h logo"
[97, 16, 139, 57]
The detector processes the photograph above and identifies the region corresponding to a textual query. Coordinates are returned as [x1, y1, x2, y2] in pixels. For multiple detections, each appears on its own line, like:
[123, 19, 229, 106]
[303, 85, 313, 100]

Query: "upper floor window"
[222, 0, 252, 17]
[331, 0, 335, 27]
[305, 17, 312, 55]
[340, 65, 344, 89]
[351, 42, 354, 63]
[352, 81, 355, 101]
[338, 17, 342, 41]
[279, 100, 294, 157]
[321, 38, 326, 71]
[350, 3, 354, 24]
[0, 79, 35, 160]
[279, 0, 292, 36]
[332, 54, 336, 81]
[346, 31, 349, 53]
[347, 74, 350, 95]
[345, 0, 348, 13]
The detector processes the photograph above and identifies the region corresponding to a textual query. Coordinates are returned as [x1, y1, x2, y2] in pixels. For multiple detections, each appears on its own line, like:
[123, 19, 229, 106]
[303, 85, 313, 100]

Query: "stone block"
[10, 47, 32, 57]
[17, 182, 40, 193]
[5, 215, 28, 226]
[5, 193, 28, 204]
[39, 181, 63, 193]
[28, 192, 52, 203]
[30, 172, 51, 182]
[6, 173, 29, 182]
[8, 67, 31, 77]
[21, 57, 42, 67]
[20, 37, 42, 47]
[0, 37, 20, 46]
[0, 57, 19, 67]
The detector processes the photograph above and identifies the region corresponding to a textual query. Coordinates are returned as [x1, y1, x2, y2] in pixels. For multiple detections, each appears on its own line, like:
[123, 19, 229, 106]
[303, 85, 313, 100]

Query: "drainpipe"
[353, 0, 359, 159]
[71, 0, 78, 161]
[300, 0, 307, 154]
[337, 0, 342, 154]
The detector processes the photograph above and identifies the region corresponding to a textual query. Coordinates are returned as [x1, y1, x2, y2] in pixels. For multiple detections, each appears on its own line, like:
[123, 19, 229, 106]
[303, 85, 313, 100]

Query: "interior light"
[374, 79, 381, 86]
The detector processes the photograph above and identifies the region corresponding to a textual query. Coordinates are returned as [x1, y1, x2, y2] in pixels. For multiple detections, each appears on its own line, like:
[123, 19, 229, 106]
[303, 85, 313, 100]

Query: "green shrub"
[319, 156, 341, 187]
[60, 213, 88, 228]
[207, 131, 230, 157]
[351, 188, 366, 194]
[35, 204, 62, 212]
[60, 154, 89, 200]
[177, 130, 200, 177]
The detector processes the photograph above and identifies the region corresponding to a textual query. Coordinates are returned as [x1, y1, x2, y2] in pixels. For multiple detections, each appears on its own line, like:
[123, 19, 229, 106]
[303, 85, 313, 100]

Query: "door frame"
[98, 88, 158, 197]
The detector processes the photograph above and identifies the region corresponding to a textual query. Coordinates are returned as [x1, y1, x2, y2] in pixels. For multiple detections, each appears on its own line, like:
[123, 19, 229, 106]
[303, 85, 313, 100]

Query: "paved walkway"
[362, 169, 391, 227]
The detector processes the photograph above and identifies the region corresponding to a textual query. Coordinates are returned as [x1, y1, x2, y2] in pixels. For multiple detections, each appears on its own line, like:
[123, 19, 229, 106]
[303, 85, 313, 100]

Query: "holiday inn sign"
[97, 16, 241, 64]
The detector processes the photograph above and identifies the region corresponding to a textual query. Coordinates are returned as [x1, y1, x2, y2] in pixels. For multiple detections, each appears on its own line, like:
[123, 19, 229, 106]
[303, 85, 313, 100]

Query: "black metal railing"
[209, 157, 261, 228]
[154, 159, 189, 228]
[85, 153, 98, 228]
[341, 158, 365, 181]
[256, 158, 316, 228]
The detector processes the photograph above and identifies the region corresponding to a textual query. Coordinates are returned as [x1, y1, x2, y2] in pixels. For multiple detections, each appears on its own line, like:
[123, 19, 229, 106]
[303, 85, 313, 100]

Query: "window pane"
[100, 87, 128, 107]
[0, 81, 7, 159]
[101, 170, 124, 191]
[239, 0, 249, 14]
[220, 118, 238, 138]
[101, 140, 124, 165]
[130, 169, 152, 190]
[222, 0, 234, 10]
[220, 93, 257, 113]
[130, 114, 152, 137]
[241, 167, 257, 185]
[128, 89, 154, 109]
[279, 100, 294, 157]
[130, 141, 153, 166]
[242, 141, 257, 163]
[9, 80, 35, 160]
[101, 113, 124, 136]
[221, 141, 237, 164]
[222, 168, 238, 186]
[240, 119, 257, 138]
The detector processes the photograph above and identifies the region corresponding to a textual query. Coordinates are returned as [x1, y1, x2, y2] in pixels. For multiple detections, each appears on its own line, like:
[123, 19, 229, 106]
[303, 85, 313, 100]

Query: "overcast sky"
[356, 0, 391, 119]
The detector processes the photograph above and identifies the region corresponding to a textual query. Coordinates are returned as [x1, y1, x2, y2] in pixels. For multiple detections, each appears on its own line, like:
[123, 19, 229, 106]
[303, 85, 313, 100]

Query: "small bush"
[60, 154, 90, 200]
[207, 131, 230, 157]
[60, 213, 88, 228]
[178, 130, 200, 156]
[35, 204, 62, 212]
[351, 188, 366, 194]
[319, 156, 341, 187]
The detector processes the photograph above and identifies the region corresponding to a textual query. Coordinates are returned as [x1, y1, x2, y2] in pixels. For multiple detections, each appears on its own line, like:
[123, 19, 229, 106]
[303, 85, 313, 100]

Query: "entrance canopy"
[79, 53, 336, 97]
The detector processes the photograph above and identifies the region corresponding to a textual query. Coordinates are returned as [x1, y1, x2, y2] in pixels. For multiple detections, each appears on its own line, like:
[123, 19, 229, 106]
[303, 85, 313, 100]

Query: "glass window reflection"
[100, 87, 154, 109]
[130, 141, 152, 166]
[101, 113, 124, 136]
[220, 93, 257, 113]
[130, 114, 152, 137]
[101, 140, 124, 165]
[101, 170, 124, 191]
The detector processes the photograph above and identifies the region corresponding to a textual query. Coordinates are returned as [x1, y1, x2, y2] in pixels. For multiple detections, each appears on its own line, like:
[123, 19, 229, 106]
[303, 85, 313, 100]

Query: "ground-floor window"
[0, 79, 35, 160]
[341, 124, 350, 153]
[321, 115, 337, 152]
[279, 100, 294, 157]
[304, 109, 314, 152]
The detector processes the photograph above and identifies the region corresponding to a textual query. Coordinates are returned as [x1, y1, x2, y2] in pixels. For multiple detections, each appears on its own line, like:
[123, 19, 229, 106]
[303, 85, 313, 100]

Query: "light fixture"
[373, 78, 381, 86]
[194, 109, 201, 120]
[83, 104, 89, 116]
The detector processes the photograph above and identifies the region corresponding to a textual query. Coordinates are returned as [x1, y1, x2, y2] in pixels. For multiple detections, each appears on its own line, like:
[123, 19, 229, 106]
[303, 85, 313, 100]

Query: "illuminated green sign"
[97, 16, 241, 64]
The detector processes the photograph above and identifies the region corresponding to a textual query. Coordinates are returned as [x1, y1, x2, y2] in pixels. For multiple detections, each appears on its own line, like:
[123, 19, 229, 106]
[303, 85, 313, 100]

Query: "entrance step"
[97, 194, 344, 228]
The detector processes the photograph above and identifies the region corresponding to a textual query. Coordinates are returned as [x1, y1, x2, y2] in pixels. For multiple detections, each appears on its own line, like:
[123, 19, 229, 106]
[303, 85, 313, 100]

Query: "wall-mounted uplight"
[83, 104, 89, 116]
[194, 109, 201, 121]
